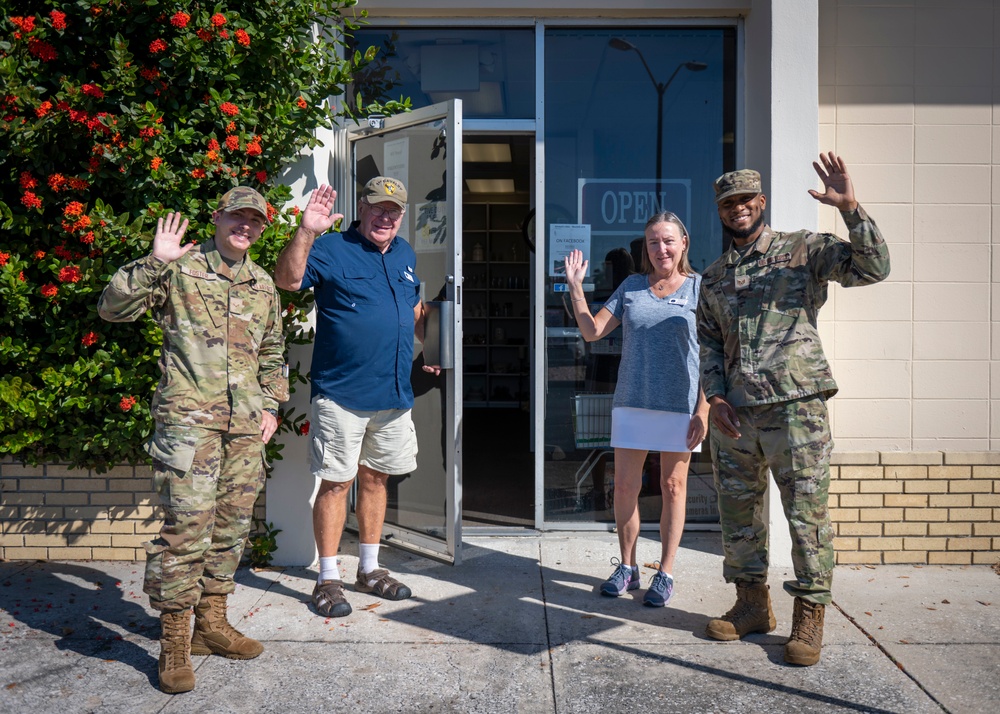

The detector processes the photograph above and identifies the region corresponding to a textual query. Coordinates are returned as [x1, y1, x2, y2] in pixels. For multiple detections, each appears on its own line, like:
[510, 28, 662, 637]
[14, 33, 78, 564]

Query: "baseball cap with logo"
[361, 176, 407, 210]
[713, 169, 762, 204]
[218, 186, 269, 220]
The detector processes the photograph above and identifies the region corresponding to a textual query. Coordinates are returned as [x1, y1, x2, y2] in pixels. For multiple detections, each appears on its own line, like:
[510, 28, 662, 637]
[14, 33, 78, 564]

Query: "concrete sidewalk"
[0, 532, 997, 713]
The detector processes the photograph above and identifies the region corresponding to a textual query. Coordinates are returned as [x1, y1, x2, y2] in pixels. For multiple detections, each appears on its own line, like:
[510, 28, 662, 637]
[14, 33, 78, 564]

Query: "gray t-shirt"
[603, 272, 702, 414]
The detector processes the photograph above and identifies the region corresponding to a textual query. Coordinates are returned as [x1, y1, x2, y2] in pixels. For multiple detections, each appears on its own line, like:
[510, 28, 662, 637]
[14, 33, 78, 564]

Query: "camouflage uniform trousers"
[709, 395, 834, 605]
[143, 423, 265, 613]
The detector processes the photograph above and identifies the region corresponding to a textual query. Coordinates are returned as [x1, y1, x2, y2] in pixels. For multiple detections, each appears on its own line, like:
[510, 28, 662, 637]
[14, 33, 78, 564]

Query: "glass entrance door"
[541, 27, 736, 527]
[347, 100, 464, 563]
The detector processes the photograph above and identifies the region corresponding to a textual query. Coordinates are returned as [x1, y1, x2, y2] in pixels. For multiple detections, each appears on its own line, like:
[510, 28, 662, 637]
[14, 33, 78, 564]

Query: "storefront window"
[542, 27, 735, 524]
[349, 28, 535, 119]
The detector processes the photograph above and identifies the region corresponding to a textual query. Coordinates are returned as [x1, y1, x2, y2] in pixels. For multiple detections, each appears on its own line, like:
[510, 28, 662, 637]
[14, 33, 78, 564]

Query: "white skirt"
[610, 407, 700, 453]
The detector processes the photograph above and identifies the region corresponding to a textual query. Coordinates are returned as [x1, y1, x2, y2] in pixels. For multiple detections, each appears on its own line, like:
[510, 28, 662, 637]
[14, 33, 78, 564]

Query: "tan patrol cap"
[713, 169, 762, 204]
[361, 176, 407, 210]
[218, 186, 268, 219]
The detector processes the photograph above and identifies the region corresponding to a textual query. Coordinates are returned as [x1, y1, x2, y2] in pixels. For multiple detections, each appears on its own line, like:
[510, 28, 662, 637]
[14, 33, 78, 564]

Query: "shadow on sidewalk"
[0, 561, 159, 687]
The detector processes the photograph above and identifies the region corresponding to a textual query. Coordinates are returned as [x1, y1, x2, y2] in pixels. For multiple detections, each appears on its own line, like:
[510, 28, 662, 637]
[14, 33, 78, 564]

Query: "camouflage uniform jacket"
[98, 239, 288, 434]
[697, 205, 889, 407]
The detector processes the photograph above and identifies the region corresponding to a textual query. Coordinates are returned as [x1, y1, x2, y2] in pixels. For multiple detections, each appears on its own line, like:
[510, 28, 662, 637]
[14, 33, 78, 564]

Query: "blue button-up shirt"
[302, 224, 421, 411]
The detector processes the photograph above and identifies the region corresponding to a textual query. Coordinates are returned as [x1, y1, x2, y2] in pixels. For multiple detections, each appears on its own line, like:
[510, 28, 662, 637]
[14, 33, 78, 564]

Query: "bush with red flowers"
[0, 0, 410, 471]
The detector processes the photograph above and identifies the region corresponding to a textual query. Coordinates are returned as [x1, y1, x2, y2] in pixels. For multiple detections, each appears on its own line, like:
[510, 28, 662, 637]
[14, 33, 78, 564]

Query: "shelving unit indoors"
[463, 201, 530, 408]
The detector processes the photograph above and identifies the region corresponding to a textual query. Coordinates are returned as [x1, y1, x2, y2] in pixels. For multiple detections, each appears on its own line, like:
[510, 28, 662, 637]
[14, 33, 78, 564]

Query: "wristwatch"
[264, 408, 278, 417]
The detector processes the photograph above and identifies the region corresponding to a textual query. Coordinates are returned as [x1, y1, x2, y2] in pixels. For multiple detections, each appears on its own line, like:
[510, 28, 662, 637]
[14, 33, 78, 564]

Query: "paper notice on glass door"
[549, 224, 591, 277]
[383, 138, 409, 198]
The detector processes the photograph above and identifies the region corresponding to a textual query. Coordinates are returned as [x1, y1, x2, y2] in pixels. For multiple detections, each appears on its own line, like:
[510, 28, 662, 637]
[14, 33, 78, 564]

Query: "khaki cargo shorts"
[310, 396, 418, 482]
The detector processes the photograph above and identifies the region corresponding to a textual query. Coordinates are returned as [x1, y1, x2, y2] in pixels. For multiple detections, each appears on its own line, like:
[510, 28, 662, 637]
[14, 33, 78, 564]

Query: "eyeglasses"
[363, 201, 404, 221]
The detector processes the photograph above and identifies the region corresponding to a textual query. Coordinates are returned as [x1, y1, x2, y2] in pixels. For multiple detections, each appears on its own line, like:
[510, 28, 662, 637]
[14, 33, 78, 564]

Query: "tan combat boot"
[158, 609, 195, 694]
[190, 594, 264, 660]
[705, 581, 777, 641]
[785, 597, 825, 666]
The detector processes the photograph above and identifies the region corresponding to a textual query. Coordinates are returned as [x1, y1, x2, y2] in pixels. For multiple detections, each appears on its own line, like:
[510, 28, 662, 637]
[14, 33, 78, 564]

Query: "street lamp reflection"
[609, 37, 707, 184]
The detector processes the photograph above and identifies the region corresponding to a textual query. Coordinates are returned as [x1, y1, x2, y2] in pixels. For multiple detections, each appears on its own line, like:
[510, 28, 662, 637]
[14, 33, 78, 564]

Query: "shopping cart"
[572, 393, 613, 507]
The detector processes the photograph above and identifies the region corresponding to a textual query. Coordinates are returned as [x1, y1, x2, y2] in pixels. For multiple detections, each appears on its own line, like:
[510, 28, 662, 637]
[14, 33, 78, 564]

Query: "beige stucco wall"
[818, 0, 998, 453]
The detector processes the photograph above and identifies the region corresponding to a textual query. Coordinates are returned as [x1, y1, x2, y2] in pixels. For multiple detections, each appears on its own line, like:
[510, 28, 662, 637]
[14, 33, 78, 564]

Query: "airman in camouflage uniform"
[696, 153, 890, 666]
[98, 186, 288, 693]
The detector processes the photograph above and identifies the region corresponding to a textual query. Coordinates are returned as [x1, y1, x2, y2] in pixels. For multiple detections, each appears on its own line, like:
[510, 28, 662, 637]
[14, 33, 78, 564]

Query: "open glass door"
[346, 100, 463, 564]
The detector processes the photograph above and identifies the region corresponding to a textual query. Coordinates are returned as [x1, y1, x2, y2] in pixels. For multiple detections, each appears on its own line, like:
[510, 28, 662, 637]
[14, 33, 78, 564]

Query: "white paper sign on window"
[549, 224, 591, 277]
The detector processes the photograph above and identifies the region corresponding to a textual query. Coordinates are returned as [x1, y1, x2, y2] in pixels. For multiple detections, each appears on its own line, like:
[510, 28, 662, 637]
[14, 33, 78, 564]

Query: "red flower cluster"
[149, 38, 168, 54]
[220, 102, 239, 117]
[225, 121, 236, 133]
[140, 67, 161, 81]
[170, 12, 190, 28]
[81, 331, 98, 347]
[33, 251, 45, 260]
[296, 97, 308, 109]
[81, 231, 95, 244]
[151, 157, 163, 170]
[255, 170, 267, 183]
[40, 283, 58, 298]
[138, 126, 160, 139]
[49, 10, 67, 31]
[119, 396, 137, 411]
[299, 420, 310, 436]
[225, 135, 239, 150]
[210, 13, 227, 27]
[28, 38, 58, 61]
[196, 28, 212, 42]
[53, 244, 76, 260]
[191, 168, 206, 178]
[235, 29, 250, 47]
[64, 202, 85, 217]
[19, 172, 37, 189]
[35, 100, 53, 118]
[62, 214, 91, 234]
[21, 192, 42, 209]
[58, 266, 83, 283]
[0, 252, 9, 266]
[82, 84, 104, 99]
[266, 203, 277, 222]
[246, 137, 262, 156]
[10, 16, 36, 32]
[48, 174, 66, 191]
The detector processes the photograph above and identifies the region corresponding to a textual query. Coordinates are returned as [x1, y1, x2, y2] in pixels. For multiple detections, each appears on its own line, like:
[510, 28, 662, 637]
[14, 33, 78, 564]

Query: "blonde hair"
[639, 211, 693, 276]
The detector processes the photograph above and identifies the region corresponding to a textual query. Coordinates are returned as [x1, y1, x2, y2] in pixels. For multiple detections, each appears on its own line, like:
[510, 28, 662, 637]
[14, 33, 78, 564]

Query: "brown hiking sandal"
[355, 567, 412, 601]
[311, 580, 352, 617]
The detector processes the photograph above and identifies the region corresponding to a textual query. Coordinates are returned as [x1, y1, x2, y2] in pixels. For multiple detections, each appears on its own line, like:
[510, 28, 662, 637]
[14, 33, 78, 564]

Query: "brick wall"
[831, 452, 1000, 565]
[2, 453, 996, 563]
[0, 457, 267, 561]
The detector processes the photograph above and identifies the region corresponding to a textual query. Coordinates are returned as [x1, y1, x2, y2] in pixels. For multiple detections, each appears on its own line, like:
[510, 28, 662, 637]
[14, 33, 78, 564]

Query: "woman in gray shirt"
[564, 211, 709, 607]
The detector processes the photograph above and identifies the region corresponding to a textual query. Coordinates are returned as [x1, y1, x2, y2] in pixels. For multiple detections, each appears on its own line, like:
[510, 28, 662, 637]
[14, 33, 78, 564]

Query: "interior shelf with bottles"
[463, 201, 530, 408]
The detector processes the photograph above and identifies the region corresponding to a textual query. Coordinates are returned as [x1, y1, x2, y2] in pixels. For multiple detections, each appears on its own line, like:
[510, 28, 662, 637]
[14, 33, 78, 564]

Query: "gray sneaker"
[643, 571, 674, 607]
[600, 559, 640, 597]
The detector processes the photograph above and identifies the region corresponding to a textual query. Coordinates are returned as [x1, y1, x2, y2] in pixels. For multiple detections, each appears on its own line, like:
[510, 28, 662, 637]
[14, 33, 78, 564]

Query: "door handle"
[424, 300, 455, 370]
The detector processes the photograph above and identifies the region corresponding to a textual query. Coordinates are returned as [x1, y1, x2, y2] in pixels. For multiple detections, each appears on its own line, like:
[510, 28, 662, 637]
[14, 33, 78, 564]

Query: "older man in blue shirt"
[276, 177, 438, 618]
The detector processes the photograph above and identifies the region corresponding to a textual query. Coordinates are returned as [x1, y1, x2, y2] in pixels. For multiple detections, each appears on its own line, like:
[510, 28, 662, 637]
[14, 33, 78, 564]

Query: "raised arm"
[97, 211, 190, 322]
[274, 185, 343, 290]
[564, 249, 619, 341]
[808, 152, 890, 286]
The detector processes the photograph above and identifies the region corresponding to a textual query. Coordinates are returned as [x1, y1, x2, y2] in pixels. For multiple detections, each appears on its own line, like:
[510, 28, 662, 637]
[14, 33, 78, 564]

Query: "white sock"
[318, 556, 339, 583]
[359, 543, 380, 575]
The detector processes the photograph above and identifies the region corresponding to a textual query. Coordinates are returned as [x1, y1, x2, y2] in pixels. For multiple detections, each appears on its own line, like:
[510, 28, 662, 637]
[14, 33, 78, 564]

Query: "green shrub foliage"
[0, 0, 408, 471]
